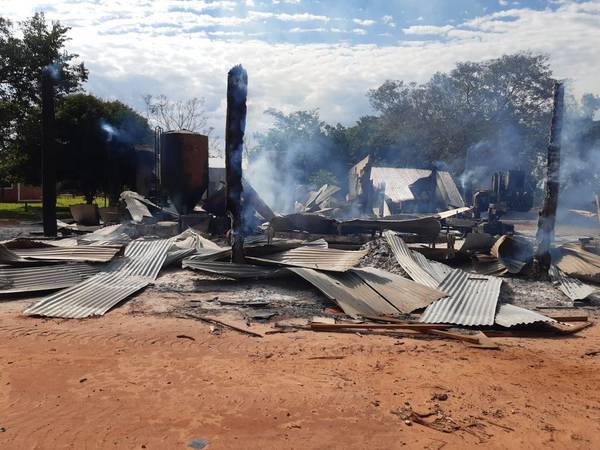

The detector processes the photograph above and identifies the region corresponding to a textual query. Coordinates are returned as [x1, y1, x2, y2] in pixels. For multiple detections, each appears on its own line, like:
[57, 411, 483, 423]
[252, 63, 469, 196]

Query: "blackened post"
[225, 65, 248, 263]
[41, 67, 57, 237]
[535, 81, 564, 273]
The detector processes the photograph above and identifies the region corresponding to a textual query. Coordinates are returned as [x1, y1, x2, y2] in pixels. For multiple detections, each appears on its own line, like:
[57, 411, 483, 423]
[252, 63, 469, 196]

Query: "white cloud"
[382, 15, 396, 27]
[289, 27, 326, 33]
[2, 0, 599, 143]
[499, 0, 509, 6]
[353, 18, 376, 27]
[403, 25, 454, 35]
[352, 28, 367, 35]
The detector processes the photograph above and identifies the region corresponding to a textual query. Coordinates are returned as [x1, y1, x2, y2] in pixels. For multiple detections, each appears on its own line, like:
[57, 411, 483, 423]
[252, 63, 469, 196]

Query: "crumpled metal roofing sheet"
[553, 243, 600, 283]
[0, 264, 99, 294]
[0, 244, 29, 264]
[248, 246, 367, 272]
[549, 265, 597, 301]
[352, 267, 447, 313]
[183, 261, 288, 279]
[384, 231, 444, 288]
[370, 167, 431, 203]
[420, 270, 502, 326]
[23, 239, 172, 318]
[494, 303, 555, 327]
[289, 267, 400, 317]
[12, 246, 121, 263]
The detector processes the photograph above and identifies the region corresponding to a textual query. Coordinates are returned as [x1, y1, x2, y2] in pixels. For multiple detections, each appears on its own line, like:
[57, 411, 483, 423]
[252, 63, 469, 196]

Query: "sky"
[2, 0, 600, 143]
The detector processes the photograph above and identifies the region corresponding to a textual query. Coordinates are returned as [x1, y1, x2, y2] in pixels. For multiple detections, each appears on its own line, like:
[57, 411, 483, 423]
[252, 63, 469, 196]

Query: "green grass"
[0, 195, 108, 221]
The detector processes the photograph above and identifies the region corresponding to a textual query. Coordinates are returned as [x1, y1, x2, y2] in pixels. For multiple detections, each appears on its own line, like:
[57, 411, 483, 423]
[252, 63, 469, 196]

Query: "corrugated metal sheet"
[352, 267, 447, 313]
[384, 231, 443, 288]
[11, 246, 121, 263]
[120, 191, 156, 222]
[248, 247, 367, 272]
[289, 267, 400, 317]
[420, 270, 502, 326]
[549, 265, 597, 301]
[23, 238, 173, 318]
[183, 261, 288, 279]
[553, 243, 600, 283]
[494, 303, 555, 327]
[435, 171, 465, 208]
[0, 244, 29, 263]
[0, 264, 99, 294]
[370, 167, 431, 203]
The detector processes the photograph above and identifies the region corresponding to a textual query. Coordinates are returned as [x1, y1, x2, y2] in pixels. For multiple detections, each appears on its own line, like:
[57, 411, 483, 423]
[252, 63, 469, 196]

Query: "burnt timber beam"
[225, 65, 248, 263]
[535, 81, 564, 273]
[41, 66, 57, 237]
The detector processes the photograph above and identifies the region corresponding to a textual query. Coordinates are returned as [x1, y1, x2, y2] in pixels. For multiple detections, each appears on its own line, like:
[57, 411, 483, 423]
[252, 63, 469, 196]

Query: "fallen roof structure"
[23, 238, 173, 318]
[248, 246, 367, 272]
[0, 264, 99, 295]
[420, 270, 502, 326]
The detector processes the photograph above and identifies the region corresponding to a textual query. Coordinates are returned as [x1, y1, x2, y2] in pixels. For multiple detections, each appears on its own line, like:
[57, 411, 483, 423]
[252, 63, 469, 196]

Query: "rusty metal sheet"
[23, 238, 173, 319]
[494, 303, 555, 327]
[248, 246, 367, 272]
[352, 267, 447, 313]
[289, 267, 399, 317]
[0, 264, 99, 295]
[420, 270, 502, 326]
[549, 265, 597, 301]
[553, 243, 600, 283]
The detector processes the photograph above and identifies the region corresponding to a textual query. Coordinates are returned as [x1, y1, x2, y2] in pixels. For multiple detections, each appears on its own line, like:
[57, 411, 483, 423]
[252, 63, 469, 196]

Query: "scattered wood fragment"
[544, 313, 589, 322]
[309, 323, 452, 331]
[474, 416, 515, 432]
[176, 334, 195, 341]
[182, 312, 263, 338]
[307, 356, 346, 360]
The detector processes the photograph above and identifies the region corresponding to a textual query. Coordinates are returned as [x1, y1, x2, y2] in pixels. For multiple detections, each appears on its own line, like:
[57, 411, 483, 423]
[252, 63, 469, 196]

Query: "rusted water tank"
[160, 130, 209, 214]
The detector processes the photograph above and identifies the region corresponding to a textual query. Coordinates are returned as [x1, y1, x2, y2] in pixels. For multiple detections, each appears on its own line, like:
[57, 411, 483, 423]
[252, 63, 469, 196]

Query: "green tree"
[363, 52, 554, 177]
[0, 13, 87, 184]
[57, 94, 152, 203]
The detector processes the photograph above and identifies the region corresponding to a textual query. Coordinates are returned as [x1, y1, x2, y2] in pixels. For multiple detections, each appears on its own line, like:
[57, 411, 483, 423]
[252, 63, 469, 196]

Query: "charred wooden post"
[535, 81, 564, 273]
[225, 65, 248, 263]
[41, 66, 57, 237]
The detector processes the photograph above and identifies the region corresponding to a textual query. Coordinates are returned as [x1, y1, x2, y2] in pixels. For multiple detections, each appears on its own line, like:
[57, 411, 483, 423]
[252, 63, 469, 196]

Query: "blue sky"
[3, 0, 599, 144]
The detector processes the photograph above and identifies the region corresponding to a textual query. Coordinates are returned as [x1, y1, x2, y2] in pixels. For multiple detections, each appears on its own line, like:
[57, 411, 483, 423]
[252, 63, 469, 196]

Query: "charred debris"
[4, 72, 599, 346]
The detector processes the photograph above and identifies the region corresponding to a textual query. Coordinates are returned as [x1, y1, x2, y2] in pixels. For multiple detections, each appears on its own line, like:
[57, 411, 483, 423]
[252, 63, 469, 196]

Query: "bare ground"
[1, 287, 600, 450]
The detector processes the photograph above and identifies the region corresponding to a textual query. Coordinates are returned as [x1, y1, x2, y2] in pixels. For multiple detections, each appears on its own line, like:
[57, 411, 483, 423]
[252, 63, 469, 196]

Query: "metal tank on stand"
[159, 130, 209, 215]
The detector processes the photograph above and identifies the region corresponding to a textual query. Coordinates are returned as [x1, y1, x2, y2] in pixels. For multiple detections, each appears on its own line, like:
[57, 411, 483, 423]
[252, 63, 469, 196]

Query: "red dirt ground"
[1, 297, 600, 450]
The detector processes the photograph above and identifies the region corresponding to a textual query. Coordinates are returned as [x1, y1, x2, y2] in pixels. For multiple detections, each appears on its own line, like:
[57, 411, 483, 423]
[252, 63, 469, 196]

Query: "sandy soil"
[1, 293, 600, 450]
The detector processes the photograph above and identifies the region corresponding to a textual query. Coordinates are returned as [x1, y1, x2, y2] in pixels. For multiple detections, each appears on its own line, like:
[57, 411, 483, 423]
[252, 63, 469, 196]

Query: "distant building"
[0, 184, 42, 203]
[348, 156, 464, 216]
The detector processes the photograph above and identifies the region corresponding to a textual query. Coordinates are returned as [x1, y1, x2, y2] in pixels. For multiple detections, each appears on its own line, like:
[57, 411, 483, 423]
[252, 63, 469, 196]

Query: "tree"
[363, 53, 555, 178]
[143, 94, 221, 154]
[0, 13, 87, 183]
[57, 94, 152, 203]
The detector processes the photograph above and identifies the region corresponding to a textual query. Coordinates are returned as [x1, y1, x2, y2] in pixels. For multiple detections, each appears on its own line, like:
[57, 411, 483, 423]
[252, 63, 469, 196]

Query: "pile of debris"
[2, 193, 597, 348]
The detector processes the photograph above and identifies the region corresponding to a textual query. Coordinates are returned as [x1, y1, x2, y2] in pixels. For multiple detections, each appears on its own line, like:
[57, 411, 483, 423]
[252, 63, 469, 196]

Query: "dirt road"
[1, 296, 600, 450]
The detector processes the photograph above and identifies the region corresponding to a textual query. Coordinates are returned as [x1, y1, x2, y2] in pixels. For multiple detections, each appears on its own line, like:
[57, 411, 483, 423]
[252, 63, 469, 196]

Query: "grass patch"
[0, 195, 108, 221]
